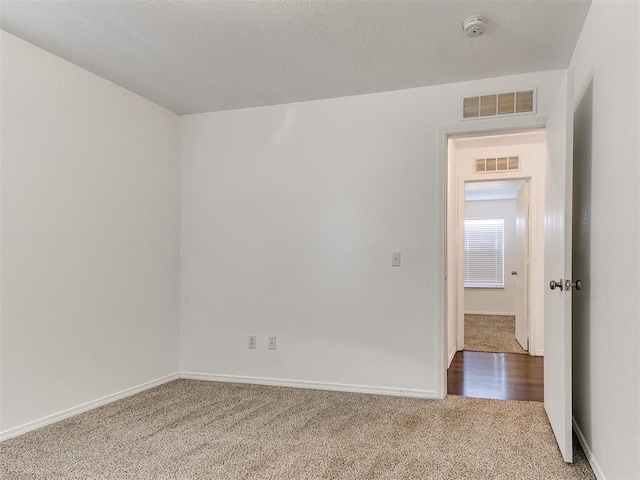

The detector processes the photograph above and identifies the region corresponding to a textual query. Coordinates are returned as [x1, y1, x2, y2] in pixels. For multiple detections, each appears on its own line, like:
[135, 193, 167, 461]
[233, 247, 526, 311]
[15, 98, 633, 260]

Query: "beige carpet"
[0, 380, 594, 479]
[465, 314, 528, 354]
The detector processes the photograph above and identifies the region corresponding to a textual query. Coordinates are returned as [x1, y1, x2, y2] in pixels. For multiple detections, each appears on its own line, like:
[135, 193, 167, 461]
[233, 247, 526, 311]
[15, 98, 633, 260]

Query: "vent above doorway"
[474, 156, 520, 173]
[463, 90, 535, 119]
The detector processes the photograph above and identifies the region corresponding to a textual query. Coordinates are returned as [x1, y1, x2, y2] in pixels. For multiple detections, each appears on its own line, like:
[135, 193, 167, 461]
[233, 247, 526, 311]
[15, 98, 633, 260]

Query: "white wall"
[0, 32, 181, 436]
[464, 199, 517, 315]
[180, 69, 565, 396]
[569, 1, 640, 478]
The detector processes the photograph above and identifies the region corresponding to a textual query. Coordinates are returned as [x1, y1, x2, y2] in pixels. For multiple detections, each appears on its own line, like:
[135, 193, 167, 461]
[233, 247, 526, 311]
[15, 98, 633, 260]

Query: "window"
[464, 218, 504, 288]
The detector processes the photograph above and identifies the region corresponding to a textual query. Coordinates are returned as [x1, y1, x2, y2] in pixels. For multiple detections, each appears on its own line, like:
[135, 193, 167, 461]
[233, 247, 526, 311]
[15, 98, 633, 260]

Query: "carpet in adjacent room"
[464, 314, 528, 354]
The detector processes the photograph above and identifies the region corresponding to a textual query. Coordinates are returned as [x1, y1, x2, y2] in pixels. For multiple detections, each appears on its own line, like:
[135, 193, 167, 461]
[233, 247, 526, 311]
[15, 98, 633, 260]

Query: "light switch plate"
[392, 251, 401, 266]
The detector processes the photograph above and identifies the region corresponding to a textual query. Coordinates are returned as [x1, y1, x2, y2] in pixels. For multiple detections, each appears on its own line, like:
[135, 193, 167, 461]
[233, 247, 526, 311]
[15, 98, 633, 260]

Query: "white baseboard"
[464, 311, 517, 316]
[0, 373, 180, 442]
[573, 417, 605, 479]
[180, 372, 437, 399]
[1, 372, 436, 442]
[448, 346, 457, 367]
[533, 349, 544, 356]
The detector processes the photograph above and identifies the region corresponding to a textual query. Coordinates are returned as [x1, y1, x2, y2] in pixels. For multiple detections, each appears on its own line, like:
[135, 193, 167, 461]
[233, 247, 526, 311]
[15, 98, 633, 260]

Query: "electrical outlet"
[392, 251, 401, 266]
[248, 335, 256, 349]
[268, 336, 277, 350]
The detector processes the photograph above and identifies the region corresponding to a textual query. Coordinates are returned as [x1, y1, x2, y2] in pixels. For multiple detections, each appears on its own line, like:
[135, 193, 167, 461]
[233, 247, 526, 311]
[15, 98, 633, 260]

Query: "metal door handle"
[511, 270, 518, 276]
[549, 279, 563, 291]
[567, 279, 583, 291]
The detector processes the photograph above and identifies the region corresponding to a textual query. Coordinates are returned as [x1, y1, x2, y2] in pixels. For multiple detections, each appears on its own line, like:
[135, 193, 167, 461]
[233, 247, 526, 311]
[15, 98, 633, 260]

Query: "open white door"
[544, 72, 574, 462]
[514, 181, 529, 351]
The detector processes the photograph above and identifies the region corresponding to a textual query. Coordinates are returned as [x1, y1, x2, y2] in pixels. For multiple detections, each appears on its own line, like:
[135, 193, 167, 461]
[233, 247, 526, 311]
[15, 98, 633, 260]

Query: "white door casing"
[543, 72, 574, 463]
[515, 180, 530, 351]
[439, 116, 548, 399]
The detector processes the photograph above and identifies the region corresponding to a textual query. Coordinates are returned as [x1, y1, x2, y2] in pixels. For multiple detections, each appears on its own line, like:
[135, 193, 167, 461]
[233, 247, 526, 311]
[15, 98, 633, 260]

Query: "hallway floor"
[447, 350, 543, 402]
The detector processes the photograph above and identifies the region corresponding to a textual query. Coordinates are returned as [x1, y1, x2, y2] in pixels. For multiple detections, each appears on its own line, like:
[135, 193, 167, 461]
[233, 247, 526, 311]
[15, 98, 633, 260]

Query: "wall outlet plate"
[248, 335, 256, 349]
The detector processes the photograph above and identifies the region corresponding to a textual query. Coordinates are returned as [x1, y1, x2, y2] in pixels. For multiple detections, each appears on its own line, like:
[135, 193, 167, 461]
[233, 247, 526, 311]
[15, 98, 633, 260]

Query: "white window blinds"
[464, 218, 504, 288]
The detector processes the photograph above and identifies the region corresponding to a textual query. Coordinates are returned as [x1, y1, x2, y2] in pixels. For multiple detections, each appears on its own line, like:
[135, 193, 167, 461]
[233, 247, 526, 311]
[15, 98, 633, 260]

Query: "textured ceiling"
[0, 1, 591, 115]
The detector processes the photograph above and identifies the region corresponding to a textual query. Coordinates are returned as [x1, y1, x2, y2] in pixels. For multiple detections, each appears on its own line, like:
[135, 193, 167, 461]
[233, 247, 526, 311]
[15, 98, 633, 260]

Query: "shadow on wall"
[572, 79, 593, 442]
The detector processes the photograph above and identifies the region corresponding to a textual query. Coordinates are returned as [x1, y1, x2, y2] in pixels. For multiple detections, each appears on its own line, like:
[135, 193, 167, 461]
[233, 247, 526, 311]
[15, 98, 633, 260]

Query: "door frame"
[436, 116, 547, 398]
[456, 175, 535, 356]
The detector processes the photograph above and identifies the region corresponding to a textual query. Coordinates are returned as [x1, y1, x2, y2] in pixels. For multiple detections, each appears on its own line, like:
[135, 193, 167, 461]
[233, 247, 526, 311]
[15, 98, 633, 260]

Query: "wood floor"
[447, 351, 543, 402]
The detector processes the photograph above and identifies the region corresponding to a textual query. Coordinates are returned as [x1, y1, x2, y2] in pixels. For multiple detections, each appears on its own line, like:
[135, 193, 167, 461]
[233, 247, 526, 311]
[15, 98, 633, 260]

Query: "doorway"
[462, 178, 530, 355]
[445, 129, 547, 401]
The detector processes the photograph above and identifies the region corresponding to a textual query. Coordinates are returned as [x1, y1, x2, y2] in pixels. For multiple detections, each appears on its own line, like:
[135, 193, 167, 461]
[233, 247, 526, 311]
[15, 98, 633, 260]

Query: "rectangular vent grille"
[463, 90, 535, 119]
[474, 156, 520, 173]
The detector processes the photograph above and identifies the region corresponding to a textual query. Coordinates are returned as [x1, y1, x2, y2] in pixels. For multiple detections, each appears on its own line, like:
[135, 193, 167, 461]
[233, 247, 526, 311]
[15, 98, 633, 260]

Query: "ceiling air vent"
[474, 156, 520, 173]
[463, 90, 535, 119]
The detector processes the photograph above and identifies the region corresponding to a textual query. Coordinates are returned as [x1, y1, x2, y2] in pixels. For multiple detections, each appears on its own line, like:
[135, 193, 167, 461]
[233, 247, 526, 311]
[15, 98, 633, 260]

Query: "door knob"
[549, 279, 563, 291]
[567, 279, 583, 291]
[511, 270, 518, 276]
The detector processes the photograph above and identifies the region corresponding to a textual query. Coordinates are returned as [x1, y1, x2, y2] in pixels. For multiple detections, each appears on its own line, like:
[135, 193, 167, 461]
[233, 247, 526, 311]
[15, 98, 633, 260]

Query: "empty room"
[1, 1, 638, 479]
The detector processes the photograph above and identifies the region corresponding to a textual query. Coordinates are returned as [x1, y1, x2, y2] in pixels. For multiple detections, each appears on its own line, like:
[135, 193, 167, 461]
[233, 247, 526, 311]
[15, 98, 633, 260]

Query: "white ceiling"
[0, 1, 591, 115]
[465, 179, 526, 202]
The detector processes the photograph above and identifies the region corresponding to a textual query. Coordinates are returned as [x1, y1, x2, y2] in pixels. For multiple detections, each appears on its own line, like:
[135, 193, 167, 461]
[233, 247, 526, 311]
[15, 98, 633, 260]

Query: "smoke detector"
[463, 16, 487, 37]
